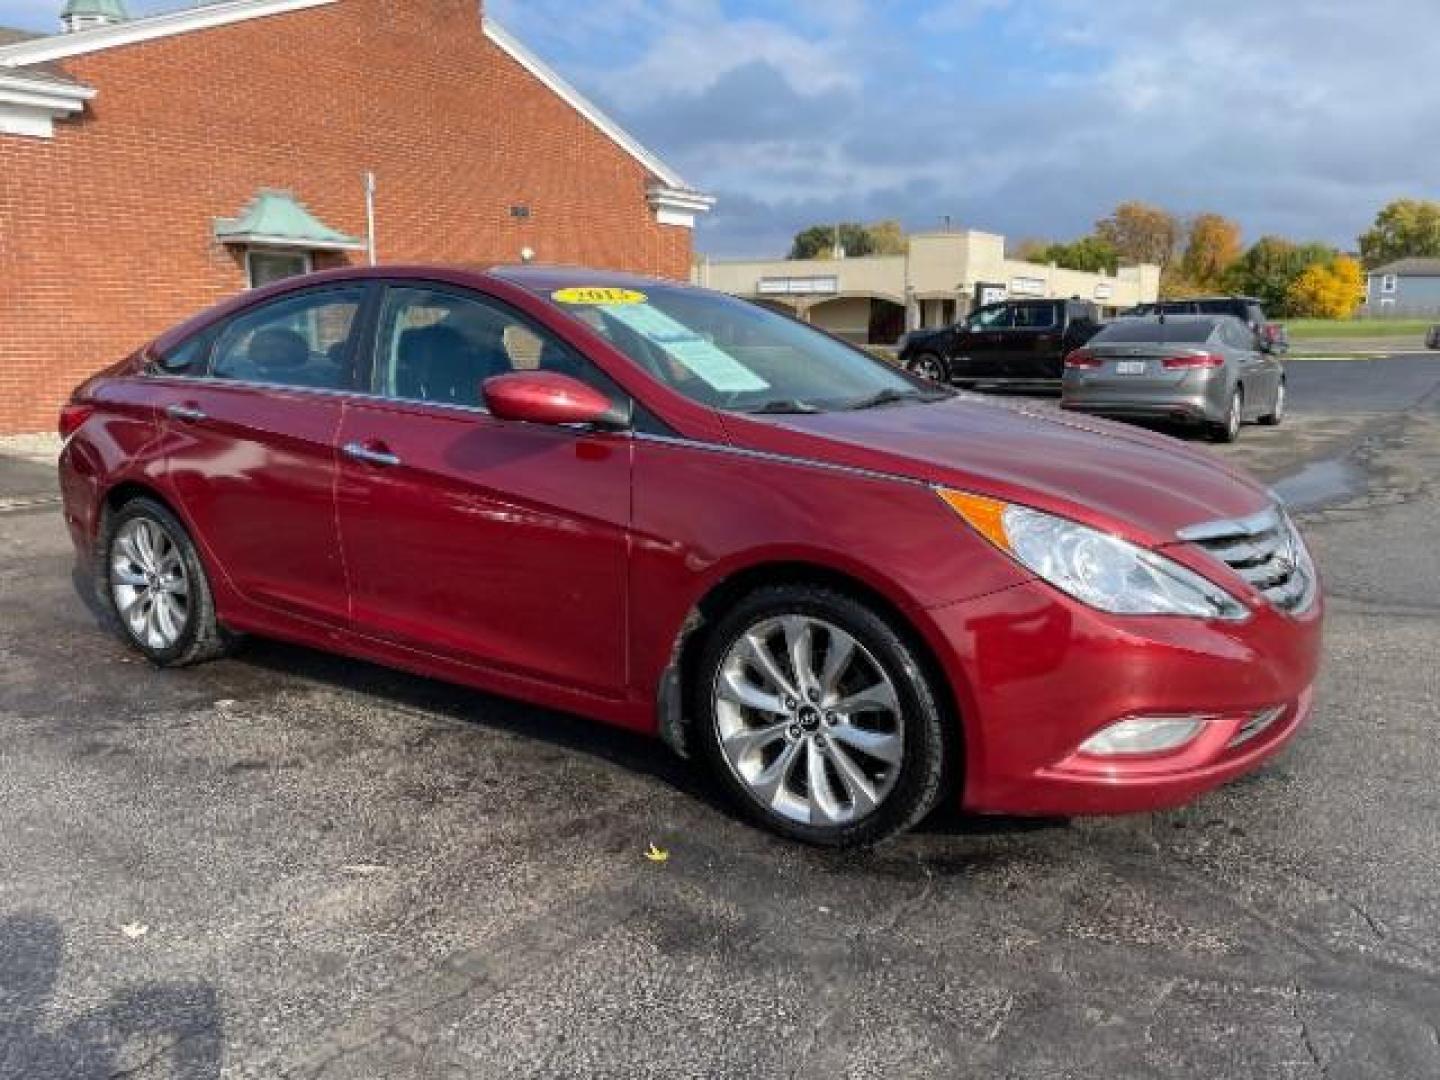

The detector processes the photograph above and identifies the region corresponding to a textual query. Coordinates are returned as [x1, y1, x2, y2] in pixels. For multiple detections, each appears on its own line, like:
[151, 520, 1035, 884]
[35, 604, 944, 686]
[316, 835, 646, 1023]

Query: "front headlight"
[939, 489, 1249, 620]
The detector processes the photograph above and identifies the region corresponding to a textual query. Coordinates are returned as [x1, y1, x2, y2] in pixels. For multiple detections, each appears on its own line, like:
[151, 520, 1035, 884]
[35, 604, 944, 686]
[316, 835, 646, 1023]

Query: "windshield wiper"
[844, 387, 947, 411]
[745, 399, 824, 415]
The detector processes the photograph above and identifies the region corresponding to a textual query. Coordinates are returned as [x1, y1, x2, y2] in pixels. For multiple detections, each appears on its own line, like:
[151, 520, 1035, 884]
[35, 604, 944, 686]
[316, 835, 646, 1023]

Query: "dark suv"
[1125, 297, 1289, 354]
[900, 298, 1103, 389]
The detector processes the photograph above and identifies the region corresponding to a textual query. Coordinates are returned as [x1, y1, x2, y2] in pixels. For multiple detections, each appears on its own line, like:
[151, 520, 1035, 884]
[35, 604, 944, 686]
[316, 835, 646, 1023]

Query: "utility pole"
[364, 171, 377, 266]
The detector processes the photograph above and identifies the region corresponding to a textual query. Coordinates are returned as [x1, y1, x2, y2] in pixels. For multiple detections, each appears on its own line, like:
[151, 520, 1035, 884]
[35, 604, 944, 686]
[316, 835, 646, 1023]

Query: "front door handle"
[165, 403, 207, 423]
[342, 441, 402, 468]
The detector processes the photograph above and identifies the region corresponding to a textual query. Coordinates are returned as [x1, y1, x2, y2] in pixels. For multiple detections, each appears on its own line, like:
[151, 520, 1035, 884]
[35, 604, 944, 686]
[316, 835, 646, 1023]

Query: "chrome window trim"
[137, 371, 498, 418]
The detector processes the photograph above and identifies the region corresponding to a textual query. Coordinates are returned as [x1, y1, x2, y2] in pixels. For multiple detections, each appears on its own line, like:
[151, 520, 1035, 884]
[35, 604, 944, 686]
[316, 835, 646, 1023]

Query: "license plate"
[1115, 360, 1148, 375]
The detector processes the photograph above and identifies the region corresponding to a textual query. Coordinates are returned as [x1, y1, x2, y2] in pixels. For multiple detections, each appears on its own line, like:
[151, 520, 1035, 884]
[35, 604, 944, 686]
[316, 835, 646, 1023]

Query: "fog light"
[1079, 716, 1209, 757]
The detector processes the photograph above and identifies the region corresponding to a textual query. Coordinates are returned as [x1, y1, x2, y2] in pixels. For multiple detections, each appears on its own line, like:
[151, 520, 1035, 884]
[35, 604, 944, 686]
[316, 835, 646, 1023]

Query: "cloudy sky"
[5, 0, 1438, 257]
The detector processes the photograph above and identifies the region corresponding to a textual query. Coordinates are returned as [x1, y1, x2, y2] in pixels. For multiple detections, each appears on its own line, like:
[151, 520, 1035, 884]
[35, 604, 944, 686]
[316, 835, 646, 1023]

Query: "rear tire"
[691, 584, 951, 848]
[98, 497, 237, 667]
[1211, 388, 1243, 443]
[1258, 382, 1285, 426]
[906, 352, 948, 384]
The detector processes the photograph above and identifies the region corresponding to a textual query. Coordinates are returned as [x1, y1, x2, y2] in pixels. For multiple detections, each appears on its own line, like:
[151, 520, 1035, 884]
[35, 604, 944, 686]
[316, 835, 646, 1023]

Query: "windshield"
[545, 284, 948, 414]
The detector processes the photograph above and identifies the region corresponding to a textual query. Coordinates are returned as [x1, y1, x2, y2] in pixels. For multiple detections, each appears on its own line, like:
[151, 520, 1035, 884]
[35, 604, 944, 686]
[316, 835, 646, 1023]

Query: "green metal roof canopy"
[214, 189, 364, 252]
[61, 0, 129, 19]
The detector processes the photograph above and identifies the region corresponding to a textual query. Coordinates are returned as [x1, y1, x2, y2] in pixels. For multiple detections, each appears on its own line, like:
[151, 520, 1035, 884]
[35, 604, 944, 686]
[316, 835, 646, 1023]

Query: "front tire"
[906, 352, 948, 384]
[99, 497, 236, 667]
[692, 584, 950, 847]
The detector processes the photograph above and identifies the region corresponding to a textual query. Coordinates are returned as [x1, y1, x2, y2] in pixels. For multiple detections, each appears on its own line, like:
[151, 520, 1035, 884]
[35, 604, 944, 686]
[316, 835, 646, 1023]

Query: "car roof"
[147, 263, 701, 354]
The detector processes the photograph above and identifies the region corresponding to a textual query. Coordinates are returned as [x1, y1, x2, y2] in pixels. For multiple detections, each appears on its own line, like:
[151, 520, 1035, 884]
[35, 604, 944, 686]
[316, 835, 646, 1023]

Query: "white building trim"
[0, 71, 94, 137]
[483, 18, 706, 205]
[0, 0, 338, 67]
[648, 185, 717, 229]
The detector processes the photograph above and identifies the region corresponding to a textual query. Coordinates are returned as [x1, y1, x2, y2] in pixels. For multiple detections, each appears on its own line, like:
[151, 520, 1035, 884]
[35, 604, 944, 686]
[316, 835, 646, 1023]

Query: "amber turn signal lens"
[936, 489, 1013, 552]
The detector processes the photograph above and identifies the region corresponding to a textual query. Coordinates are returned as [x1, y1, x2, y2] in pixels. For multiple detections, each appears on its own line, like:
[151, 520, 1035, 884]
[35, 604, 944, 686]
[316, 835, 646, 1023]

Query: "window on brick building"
[246, 250, 313, 289]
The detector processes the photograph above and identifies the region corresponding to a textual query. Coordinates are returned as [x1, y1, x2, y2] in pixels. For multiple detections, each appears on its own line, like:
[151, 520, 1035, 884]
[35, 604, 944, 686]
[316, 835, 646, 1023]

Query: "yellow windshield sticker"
[552, 287, 648, 306]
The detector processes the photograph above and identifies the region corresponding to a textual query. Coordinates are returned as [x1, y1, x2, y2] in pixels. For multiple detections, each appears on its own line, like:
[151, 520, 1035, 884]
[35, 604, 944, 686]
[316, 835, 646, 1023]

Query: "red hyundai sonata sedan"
[57, 265, 1323, 846]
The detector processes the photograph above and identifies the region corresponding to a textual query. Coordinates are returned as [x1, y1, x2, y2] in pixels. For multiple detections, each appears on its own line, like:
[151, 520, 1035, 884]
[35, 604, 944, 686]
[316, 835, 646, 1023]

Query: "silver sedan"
[1060, 315, 1285, 443]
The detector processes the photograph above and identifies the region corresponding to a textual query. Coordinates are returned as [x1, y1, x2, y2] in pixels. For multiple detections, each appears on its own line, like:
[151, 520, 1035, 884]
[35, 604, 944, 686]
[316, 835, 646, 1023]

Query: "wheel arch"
[94, 478, 235, 610]
[656, 559, 967, 790]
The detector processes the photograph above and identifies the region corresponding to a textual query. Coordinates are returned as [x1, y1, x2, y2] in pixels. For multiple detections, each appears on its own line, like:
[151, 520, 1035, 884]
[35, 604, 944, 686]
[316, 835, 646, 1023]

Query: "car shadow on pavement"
[0, 913, 223, 1080]
[67, 560, 1076, 846]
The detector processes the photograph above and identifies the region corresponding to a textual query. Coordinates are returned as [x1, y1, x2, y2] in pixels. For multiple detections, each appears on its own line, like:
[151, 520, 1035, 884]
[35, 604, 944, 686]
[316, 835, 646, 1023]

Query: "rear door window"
[211, 288, 366, 390]
[1012, 302, 1058, 330]
[150, 330, 215, 376]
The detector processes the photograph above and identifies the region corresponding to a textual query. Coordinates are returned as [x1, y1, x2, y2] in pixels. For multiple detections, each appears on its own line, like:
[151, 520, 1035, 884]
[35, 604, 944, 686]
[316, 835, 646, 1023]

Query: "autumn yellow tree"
[1096, 202, 1182, 269]
[1180, 213, 1244, 289]
[1286, 256, 1365, 318]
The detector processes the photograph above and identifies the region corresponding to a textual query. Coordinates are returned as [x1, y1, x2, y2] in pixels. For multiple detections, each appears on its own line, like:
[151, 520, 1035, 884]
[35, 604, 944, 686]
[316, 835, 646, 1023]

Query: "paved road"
[1, 359, 1438, 1078]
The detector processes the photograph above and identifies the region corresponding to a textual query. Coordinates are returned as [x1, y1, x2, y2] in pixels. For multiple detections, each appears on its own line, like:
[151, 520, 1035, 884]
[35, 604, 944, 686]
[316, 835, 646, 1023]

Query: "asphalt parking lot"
[2, 355, 1438, 1079]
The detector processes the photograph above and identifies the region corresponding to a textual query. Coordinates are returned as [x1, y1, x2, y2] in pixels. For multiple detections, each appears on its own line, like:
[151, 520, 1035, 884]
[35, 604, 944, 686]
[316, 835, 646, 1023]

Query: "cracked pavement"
[1, 354, 1438, 1078]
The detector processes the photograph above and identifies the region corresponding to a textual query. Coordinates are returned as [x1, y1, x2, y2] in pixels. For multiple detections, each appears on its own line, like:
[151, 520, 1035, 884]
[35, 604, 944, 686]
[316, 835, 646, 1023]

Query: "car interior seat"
[249, 328, 310, 379]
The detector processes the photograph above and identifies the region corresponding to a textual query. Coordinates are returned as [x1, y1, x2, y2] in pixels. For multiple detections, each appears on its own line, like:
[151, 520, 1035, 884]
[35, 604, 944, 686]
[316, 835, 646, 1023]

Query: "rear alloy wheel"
[1212, 388, 1243, 443]
[100, 498, 236, 667]
[694, 585, 949, 847]
[1259, 381, 1285, 426]
[907, 353, 947, 384]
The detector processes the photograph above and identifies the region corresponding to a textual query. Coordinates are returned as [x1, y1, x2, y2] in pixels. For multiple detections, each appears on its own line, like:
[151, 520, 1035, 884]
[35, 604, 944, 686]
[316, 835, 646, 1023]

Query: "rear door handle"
[342, 441, 402, 468]
[165, 404, 207, 423]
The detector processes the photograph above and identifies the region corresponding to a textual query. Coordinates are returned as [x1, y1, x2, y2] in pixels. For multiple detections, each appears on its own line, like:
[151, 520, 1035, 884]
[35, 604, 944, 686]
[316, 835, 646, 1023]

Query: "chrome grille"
[1178, 506, 1317, 616]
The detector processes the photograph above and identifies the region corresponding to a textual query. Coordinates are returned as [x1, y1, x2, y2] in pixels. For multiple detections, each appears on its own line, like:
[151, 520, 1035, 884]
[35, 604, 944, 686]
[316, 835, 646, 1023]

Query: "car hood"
[721, 394, 1271, 545]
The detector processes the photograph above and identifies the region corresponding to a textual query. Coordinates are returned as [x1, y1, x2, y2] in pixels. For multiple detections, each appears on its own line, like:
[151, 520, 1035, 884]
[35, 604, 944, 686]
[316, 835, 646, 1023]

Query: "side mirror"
[482, 371, 629, 429]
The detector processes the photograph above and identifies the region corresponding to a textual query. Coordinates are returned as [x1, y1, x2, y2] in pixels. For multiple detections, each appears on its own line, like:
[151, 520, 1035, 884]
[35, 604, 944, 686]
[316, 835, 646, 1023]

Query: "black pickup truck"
[898, 298, 1104, 390]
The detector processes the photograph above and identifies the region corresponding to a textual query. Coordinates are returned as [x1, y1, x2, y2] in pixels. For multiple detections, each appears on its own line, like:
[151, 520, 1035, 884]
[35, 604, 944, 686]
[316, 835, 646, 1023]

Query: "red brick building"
[0, 0, 713, 434]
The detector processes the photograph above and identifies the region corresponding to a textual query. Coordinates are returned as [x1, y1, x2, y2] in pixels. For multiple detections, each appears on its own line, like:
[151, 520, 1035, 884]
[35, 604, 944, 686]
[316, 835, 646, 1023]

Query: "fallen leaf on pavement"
[645, 843, 670, 863]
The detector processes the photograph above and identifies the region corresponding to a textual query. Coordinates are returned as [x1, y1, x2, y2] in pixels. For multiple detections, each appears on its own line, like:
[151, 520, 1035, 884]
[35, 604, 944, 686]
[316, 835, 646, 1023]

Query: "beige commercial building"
[695, 230, 1161, 345]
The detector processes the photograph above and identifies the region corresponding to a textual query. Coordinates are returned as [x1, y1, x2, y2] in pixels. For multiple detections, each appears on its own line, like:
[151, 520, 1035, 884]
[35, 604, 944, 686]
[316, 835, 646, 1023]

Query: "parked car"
[1061, 315, 1285, 442]
[1124, 296, 1289, 355]
[899, 298, 1103, 389]
[59, 266, 1322, 847]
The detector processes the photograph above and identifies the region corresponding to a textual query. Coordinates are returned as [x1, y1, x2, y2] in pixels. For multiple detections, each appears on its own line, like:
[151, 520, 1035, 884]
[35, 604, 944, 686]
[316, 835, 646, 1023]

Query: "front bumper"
[921, 576, 1323, 817]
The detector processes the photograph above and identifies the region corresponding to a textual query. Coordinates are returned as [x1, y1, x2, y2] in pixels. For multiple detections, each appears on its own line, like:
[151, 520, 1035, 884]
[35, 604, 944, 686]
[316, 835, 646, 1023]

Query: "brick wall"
[0, 0, 694, 433]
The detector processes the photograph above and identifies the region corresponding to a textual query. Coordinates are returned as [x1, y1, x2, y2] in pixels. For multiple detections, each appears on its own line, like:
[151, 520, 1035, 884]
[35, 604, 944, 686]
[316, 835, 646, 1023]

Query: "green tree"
[1358, 199, 1440, 268]
[788, 222, 876, 260]
[1036, 236, 1120, 274]
[1095, 201, 1182, 268]
[1226, 237, 1336, 315]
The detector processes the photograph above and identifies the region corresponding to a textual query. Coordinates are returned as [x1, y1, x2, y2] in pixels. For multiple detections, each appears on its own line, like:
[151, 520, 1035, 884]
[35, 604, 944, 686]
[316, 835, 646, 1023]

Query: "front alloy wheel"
[715, 616, 903, 827]
[695, 585, 949, 846]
